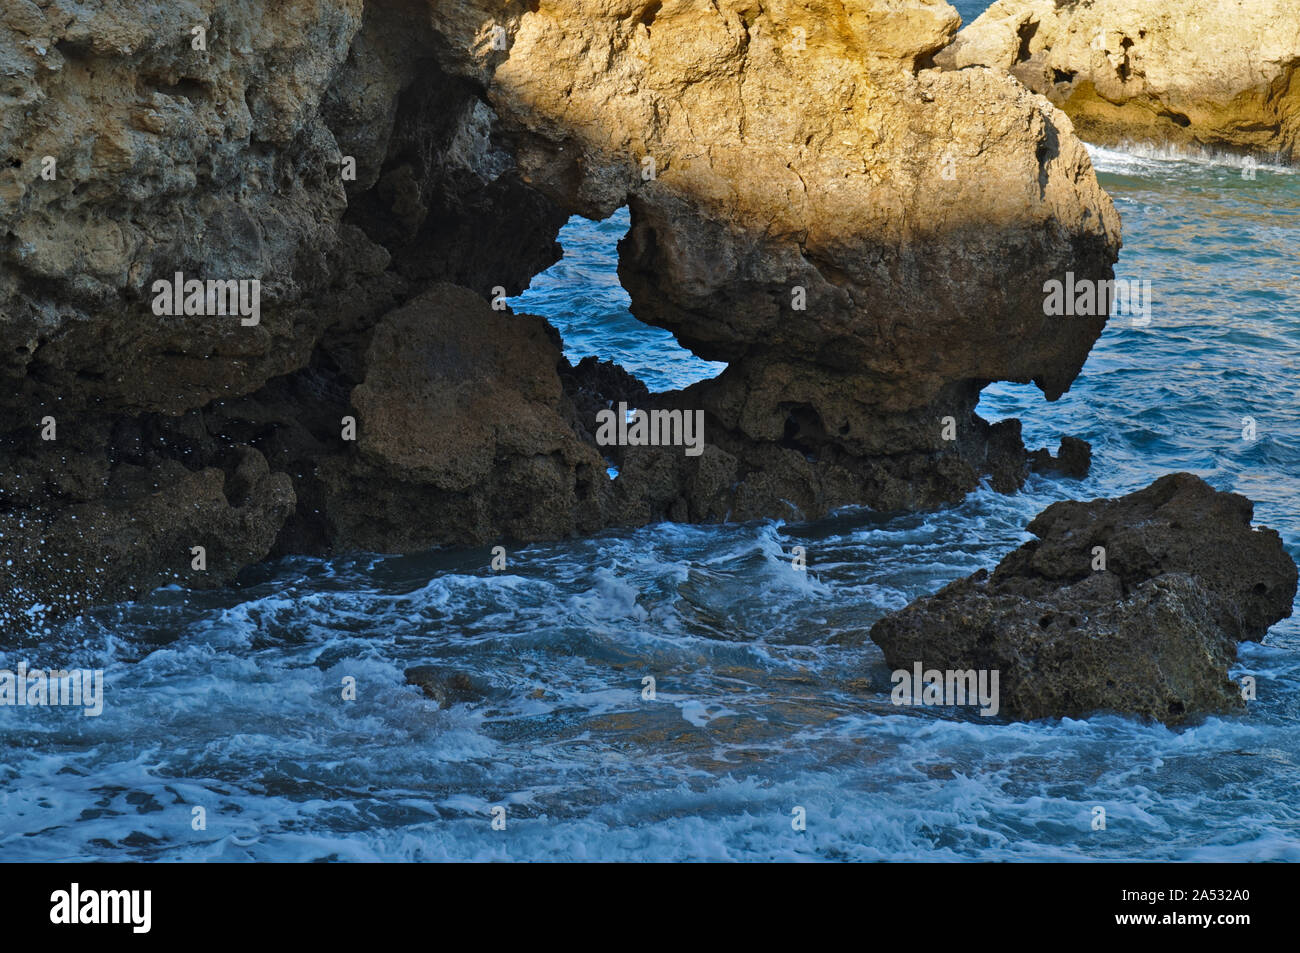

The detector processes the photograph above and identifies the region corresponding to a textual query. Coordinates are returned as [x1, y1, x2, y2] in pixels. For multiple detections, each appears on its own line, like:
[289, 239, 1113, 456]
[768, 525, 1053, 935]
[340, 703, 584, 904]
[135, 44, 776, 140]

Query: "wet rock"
[0, 447, 294, 637]
[316, 283, 610, 551]
[939, 0, 1300, 161]
[1030, 435, 1091, 479]
[869, 474, 1298, 723]
[404, 665, 489, 709]
[561, 356, 653, 446]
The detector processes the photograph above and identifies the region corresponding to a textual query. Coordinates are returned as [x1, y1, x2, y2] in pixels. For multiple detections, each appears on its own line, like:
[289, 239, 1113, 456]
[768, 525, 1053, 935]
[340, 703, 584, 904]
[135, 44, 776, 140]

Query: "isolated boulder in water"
[1000, 473, 1298, 641]
[869, 474, 1299, 723]
[939, 0, 1300, 161]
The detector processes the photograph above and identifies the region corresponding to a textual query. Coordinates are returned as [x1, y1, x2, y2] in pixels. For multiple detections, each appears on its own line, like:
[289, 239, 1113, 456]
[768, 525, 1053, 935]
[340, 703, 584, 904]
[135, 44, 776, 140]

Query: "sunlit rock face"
[938, 0, 1300, 162]
[423, 0, 1120, 522]
[0, 0, 1120, 630]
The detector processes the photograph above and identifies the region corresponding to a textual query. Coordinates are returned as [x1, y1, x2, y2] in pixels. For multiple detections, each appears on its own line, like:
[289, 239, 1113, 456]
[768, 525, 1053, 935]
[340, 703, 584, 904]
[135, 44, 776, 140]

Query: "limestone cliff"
[0, 1, 1120, 632]
[939, 0, 1300, 161]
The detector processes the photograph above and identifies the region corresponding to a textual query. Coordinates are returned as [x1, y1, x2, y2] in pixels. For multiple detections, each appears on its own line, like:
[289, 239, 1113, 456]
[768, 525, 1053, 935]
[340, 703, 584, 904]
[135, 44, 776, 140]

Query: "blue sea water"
[3, 7, 1299, 860]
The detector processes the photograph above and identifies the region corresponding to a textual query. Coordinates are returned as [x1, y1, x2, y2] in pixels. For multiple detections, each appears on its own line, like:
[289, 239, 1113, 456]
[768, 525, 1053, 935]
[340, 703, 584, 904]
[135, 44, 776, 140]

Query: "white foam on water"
[4, 133, 1299, 860]
[1087, 141, 1297, 177]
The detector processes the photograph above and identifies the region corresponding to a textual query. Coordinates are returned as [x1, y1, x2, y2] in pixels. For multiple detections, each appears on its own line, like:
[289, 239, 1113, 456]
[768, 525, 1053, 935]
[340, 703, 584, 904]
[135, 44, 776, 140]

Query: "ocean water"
[4, 22, 1300, 861]
[952, 0, 996, 27]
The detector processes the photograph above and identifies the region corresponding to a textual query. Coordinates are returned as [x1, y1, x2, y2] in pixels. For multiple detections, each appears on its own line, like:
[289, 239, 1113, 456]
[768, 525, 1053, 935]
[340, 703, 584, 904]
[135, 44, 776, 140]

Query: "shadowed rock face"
[869, 474, 1299, 724]
[939, 0, 1300, 162]
[0, 447, 294, 637]
[320, 283, 610, 550]
[1, 0, 1121, 632]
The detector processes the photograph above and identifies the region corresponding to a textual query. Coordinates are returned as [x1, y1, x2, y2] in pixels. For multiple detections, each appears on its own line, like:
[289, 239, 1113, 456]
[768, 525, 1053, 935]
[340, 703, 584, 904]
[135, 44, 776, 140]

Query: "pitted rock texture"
[0, 446, 293, 636]
[422, 0, 1120, 519]
[0, 0, 564, 419]
[322, 283, 610, 551]
[2, 1, 1120, 631]
[939, 0, 1300, 161]
[869, 473, 1299, 723]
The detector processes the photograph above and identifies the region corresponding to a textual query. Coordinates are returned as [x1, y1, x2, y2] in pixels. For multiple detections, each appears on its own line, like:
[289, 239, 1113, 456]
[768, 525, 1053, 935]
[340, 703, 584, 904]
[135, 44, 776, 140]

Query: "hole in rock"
[639, 1, 662, 28]
[976, 380, 1080, 455]
[507, 205, 727, 394]
[1015, 19, 1039, 62]
[779, 403, 828, 461]
[144, 75, 210, 103]
[1116, 37, 1134, 82]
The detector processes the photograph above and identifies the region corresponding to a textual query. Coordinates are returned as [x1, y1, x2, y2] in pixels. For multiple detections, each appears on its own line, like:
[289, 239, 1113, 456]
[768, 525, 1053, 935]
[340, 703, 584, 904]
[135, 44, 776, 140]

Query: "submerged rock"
[869, 474, 1299, 723]
[940, 0, 1300, 161]
[404, 665, 489, 709]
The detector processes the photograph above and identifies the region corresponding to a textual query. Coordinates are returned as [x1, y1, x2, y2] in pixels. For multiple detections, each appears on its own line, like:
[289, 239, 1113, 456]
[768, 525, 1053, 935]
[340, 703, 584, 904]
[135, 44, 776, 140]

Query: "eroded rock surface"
[1, 1, 1121, 632]
[323, 283, 610, 550]
[429, 0, 1120, 520]
[939, 0, 1300, 161]
[869, 474, 1299, 723]
[0, 447, 293, 635]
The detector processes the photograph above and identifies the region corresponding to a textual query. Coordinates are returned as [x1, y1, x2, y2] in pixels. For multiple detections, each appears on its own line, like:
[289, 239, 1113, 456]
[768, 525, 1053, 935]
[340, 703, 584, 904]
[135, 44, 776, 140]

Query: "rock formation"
[939, 0, 1300, 161]
[1, 1, 1120, 633]
[405, 664, 490, 708]
[869, 474, 1300, 723]
[318, 283, 610, 551]
[435, 0, 1120, 521]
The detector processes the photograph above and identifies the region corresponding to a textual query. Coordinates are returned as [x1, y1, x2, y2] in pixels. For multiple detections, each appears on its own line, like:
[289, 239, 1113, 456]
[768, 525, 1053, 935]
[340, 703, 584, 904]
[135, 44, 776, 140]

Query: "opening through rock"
[507, 206, 728, 394]
[978, 379, 1064, 450]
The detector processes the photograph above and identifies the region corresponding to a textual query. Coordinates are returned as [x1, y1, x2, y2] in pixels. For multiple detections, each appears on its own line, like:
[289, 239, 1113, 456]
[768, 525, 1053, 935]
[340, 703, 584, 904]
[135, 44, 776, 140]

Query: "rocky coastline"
[939, 0, 1300, 161]
[0, 1, 1119, 632]
[1, 1, 1295, 729]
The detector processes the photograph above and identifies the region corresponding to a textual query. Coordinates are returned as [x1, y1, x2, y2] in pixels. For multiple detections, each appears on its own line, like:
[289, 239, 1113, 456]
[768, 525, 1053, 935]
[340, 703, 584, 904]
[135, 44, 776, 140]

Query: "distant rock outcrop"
[939, 0, 1300, 161]
[869, 474, 1299, 723]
